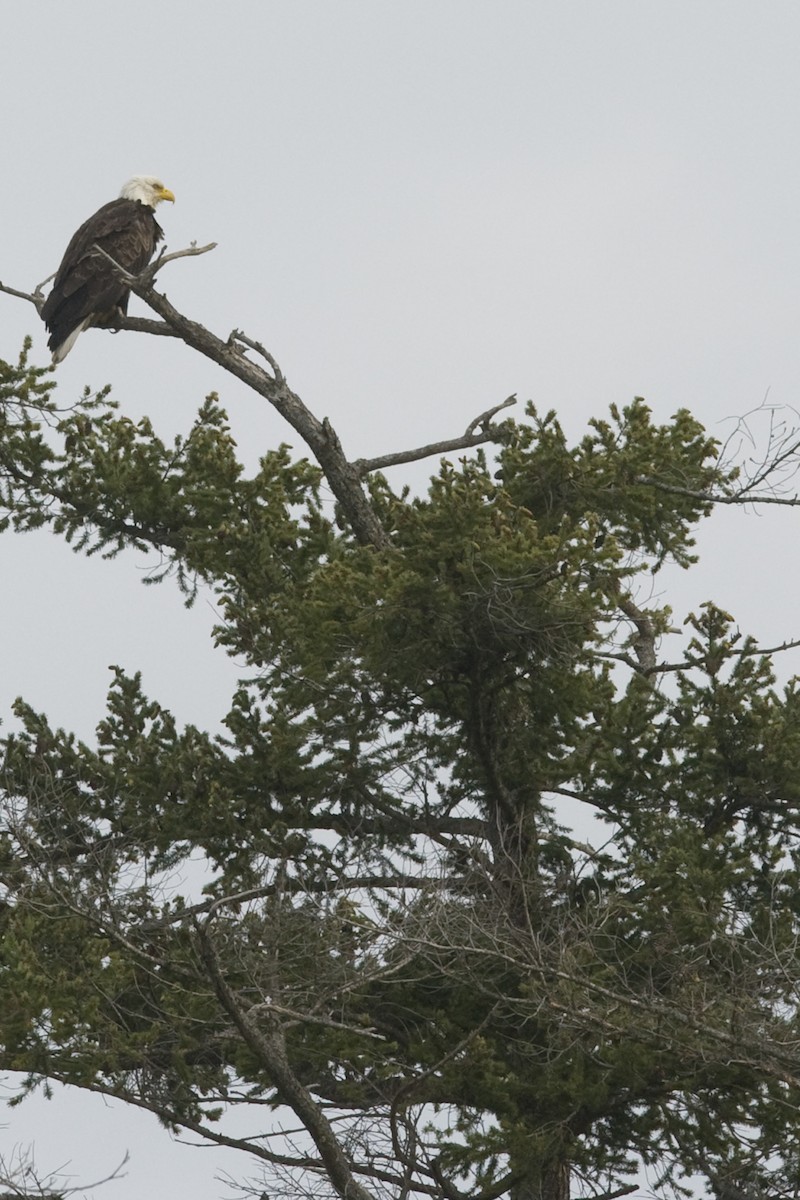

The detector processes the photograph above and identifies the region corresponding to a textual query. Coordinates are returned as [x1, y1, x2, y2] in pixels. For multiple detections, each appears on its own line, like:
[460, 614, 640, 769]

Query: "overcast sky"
[3, 2, 800, 1196]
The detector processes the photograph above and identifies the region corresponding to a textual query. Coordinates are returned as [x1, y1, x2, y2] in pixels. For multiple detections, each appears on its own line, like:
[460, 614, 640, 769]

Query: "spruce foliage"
[1, 342, 798, 1200]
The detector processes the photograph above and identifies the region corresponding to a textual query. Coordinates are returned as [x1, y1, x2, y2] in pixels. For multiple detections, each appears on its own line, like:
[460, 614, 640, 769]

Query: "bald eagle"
[41, 176, 175, 363]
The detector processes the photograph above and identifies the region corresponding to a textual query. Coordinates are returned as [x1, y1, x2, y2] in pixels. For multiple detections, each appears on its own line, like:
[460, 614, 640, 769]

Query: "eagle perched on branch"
[41, 175, 175, 363]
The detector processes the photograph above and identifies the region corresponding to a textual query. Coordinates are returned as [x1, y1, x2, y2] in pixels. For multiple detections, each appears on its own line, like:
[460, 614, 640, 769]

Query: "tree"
[2, 254, 800, 1200]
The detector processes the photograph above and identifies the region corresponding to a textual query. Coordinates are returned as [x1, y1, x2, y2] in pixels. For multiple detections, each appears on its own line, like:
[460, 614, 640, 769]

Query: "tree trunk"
[510, 1162, 569, 1200]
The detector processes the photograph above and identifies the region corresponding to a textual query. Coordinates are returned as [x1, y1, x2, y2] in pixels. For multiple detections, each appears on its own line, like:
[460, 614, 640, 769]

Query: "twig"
[63, 1153, 130, 1196]
[739, 635, 800, 658]
[138, 240, 218, 283]
[90, 240, 217, 286]
[149, 240, 218, 269]
[0, 281, 45, 314]
[636, 475, 800, 508]
[0, 1148, 128, 1199]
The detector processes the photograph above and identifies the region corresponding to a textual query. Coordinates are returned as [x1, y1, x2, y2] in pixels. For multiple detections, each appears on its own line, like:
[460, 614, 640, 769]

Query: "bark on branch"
[4, 250, 513, 549]
[354, 395, 517, 474]
[0, 275, 52, 314]
[94, 244, 390, 549]
[193, 917, 377, 1200]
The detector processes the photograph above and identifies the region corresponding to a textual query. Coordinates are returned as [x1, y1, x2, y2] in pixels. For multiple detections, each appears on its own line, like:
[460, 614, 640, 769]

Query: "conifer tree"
[1, 265, 800, 1200]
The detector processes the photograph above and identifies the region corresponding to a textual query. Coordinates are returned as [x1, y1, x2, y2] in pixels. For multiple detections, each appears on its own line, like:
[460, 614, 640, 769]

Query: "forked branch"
[355, 395, 517, 474]
[0, 273, 53, 315]
[99, 248, 519, 545]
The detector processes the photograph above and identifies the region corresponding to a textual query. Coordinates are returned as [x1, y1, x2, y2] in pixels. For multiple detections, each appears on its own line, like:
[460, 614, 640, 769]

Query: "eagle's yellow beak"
[159, 187, 176, 203]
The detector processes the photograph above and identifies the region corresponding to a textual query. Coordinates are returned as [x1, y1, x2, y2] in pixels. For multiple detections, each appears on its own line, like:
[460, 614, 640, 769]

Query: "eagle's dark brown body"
[42, 198, 164, 362]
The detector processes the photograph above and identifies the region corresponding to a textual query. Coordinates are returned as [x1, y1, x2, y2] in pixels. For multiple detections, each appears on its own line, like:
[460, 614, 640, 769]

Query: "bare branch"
[70, 1078, 446, 1198]
[354, 432, 497, 477]
[88, 248, 391, 549]
[0, 1145, 128, 1200]
[636, 474, 800, 507]
[145, 240, 218, 276]
[598, 630, 800, 678]
[736, 634, 800, 658]
[106, 315, 180, 338]
[56, 1081, 331, 1175]
[355, 395, 517, 476]
[227, 328, 285, 383]
[0, 281, 46, 315]
[464, 393, 517, 435]
[193, 918, 378, 1200]
[90, 240, 217, 287]
[61, 1153, 130, 1197]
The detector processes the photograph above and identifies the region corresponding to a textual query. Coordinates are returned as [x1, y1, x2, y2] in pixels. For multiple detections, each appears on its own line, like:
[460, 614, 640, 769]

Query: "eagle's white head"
[119, 176, 176, 207]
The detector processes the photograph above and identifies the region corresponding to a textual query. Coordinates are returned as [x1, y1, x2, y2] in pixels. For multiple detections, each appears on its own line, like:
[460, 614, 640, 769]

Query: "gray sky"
[3, 2, 800, 1196]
